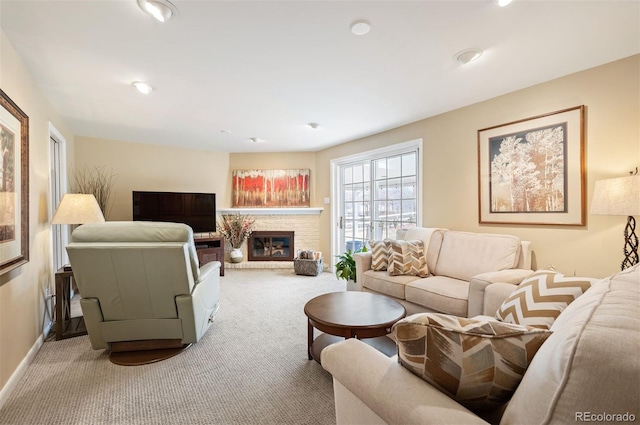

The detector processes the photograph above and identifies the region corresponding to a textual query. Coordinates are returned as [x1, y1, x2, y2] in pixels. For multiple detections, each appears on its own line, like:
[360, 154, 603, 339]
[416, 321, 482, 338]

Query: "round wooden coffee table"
[304, 291, 406, 363]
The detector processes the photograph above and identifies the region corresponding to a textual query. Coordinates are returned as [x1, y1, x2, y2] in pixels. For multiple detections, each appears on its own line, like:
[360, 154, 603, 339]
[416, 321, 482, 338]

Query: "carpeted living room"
[0, 1, 639, 425]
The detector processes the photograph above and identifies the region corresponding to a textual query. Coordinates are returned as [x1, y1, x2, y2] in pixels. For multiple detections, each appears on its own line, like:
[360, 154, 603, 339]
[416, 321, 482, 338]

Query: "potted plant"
[217, 214, 256, 263]
[335, 245, 368, 291]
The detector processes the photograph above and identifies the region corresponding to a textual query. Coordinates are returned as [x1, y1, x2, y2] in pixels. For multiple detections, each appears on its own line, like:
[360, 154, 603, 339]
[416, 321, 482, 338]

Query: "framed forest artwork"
[477, 106, 585, 226]
[232, 169, 310, 208]
[0, 89, 29, 274]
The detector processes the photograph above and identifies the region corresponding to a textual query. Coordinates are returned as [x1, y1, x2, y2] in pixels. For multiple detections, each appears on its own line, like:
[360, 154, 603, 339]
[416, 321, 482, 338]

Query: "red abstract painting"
[232, 169, 310, 207]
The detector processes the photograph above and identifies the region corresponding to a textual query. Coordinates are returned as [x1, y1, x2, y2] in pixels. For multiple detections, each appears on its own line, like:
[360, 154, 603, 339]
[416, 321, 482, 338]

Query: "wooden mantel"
[218, 208, 323, 216]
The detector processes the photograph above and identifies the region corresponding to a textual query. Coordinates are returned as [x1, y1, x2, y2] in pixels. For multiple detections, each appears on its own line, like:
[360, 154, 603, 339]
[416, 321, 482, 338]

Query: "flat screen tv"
[132, 191, 216, 233]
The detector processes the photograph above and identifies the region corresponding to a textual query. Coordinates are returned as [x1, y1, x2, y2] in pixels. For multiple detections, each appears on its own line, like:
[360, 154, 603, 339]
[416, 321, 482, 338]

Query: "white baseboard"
[0, 334, 44, 410]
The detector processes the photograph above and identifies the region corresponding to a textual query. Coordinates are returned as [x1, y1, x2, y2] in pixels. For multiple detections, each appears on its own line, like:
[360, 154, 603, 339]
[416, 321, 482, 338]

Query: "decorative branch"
[70, 165, 117, 218]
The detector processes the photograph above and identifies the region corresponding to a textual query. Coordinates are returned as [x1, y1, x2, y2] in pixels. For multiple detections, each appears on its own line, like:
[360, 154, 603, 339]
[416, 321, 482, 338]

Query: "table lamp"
[590, 172, 640, 270]
[52, 193, 105, 270]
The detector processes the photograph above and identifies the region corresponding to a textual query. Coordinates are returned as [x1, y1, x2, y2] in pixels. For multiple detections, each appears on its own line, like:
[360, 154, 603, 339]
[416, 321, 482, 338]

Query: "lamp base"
[622, 216, 639, 270]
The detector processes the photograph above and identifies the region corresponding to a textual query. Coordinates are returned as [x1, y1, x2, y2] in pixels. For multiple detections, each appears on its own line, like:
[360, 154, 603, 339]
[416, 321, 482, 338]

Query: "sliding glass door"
[333, 140, 421, 256]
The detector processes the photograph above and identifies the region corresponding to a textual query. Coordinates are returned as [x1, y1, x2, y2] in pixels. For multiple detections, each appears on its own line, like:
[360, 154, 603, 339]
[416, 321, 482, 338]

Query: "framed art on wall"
[477, 105, 585, 226]
[0, 89, 29, 274]
[232, 169, 310, 208]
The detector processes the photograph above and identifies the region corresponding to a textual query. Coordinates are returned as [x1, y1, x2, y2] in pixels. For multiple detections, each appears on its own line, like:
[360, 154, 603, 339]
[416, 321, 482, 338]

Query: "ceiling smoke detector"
[454, 49, 483, 65]
[137, 0, 178, 22]
[350, 20, 371, 36]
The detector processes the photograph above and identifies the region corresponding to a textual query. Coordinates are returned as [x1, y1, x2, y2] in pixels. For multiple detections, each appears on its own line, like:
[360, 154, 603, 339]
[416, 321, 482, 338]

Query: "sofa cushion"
[434, 232, 521, 281]
[405, 276, 469, 317]
[388, 239, 429, 277]
[393, 313, 551, 410]
[403, 228, 446, 272]
[495, 269, 596, 329]
[369, 239, 390, 271]
[501, 265, 640, 424]
[362, 270, 420, 300]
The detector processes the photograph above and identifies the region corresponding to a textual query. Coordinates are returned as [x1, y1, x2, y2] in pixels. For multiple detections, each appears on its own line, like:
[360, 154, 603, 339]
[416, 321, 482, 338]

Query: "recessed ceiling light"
[250, 137, 264, 143]
[137, 0, 178, 22]
[350, 20, 371, 36]
[131, 81, 153, 94]
[220, 130, 232, 134]
[493, 0, 513, 6]
[307, 123, 319, 129]
[453, 49, 483, 65]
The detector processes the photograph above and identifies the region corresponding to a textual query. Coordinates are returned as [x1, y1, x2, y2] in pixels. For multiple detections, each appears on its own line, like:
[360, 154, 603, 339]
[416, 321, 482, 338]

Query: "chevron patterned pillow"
[393, 313, 552, 410]
[387, 239, 429, 277]
[495, 270, 596, 329]
[368, 239, 391, 271]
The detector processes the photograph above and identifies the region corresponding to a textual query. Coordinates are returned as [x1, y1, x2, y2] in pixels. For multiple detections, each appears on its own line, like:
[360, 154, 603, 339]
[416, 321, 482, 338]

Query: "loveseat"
[322, 265, 640, 425]
[354, 228, 533, 317]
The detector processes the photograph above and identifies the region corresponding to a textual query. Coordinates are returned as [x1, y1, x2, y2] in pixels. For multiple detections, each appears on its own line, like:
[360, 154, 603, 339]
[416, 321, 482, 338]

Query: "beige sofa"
[322, 265, 640, 425]
[354, 228, 533, 317]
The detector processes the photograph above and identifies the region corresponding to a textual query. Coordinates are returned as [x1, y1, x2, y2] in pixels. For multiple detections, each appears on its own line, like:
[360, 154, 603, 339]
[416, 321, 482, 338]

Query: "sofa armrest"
[483, 282, 521, 317]
[354, 251, 372, 291]
[468, 269, 533, 317]
[321, 339, 490, 425]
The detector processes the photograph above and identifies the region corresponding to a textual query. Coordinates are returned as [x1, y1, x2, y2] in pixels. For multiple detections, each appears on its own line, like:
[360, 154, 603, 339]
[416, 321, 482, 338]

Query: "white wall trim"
[0, 335, 44, 410]
[218, 207, 323, 215]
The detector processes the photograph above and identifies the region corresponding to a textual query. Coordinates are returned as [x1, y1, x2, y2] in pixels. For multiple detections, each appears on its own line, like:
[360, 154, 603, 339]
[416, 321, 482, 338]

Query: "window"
[332, 140, 422, 256]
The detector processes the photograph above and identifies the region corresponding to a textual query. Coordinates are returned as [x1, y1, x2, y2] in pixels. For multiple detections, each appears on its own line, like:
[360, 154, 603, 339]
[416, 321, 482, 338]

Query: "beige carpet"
[0, 269, 345, 425]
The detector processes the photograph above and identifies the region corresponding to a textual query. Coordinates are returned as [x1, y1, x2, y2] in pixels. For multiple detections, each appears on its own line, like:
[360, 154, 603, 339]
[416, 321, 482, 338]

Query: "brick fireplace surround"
[218, 208, 323, 270]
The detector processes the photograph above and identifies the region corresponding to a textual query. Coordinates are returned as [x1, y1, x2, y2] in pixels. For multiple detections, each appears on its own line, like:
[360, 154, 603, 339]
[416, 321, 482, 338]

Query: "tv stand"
[195, 236, 224, 276]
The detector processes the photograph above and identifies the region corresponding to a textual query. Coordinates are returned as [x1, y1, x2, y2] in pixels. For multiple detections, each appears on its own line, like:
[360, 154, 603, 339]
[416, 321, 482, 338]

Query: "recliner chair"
[66, 221, 221, 356]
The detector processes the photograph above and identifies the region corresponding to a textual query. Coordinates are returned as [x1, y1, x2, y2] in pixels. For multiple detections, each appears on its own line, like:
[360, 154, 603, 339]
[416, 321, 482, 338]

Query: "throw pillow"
[387, 239, 428, 277]
[393, 313, 552, 410]
[495, 269, 596, 329]
[369, 239, 390, 271]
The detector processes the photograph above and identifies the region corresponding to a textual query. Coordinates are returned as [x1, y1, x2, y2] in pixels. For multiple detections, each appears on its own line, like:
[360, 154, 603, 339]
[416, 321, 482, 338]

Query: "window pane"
[343, 167, 353, 184]
[387, 178, 401, 200]
[374, 182, 386, 200]
[387, 156, 401, 178]
[353, 183, 364, 201]
[402, 200, 416, 222]
[402, 176, 416, 198]
[344, 186, 353, 202]
[402, 153, 416, 176]
[353, 165, 363, 183]
[374, 159, 386, 179]
[363, 182, 371, 202]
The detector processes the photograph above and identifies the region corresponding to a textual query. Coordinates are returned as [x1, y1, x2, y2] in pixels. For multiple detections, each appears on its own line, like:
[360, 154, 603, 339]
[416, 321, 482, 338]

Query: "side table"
[54, 267, 87, 340]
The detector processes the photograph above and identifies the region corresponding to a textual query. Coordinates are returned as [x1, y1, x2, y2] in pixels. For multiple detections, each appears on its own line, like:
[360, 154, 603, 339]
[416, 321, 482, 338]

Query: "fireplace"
[248, 231, 295, 261]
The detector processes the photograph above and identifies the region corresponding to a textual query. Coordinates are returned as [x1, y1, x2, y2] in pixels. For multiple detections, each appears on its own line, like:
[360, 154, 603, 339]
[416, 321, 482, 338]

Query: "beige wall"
[0, 30, 74, 395]
[74, 137, 230, 221]
[316, 55, 640, 279]
[228, 152, 317, 207]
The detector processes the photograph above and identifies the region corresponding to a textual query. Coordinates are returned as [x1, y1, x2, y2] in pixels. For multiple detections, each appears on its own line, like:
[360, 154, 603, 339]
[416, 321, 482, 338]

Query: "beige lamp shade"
[590, 175, 640, 216]
[51, 193, 105, 224]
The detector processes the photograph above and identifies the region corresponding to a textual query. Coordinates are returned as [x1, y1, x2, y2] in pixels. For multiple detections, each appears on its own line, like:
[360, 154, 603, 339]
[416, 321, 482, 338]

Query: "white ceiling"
[1, 1, 639, 153]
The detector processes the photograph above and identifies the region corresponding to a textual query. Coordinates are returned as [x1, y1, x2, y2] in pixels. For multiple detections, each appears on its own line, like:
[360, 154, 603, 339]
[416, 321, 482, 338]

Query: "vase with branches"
[217, 214, 256, 249]
[71, 165, 117, 218]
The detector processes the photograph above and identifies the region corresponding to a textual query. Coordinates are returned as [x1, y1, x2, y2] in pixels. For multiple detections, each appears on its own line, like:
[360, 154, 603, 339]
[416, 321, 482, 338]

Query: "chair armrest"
[321, 339, 490, 425]
[197, 260, 221, 284]
[468, 269, 533, 317]
[354, 252, 372, 291]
